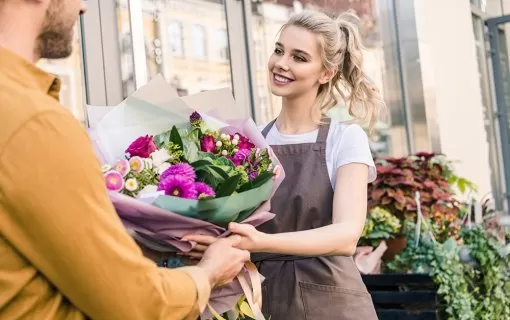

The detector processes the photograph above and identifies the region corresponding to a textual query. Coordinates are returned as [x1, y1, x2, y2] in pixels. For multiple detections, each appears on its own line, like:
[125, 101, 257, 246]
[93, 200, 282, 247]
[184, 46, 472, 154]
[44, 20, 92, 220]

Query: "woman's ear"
[319, 67, 337, 84]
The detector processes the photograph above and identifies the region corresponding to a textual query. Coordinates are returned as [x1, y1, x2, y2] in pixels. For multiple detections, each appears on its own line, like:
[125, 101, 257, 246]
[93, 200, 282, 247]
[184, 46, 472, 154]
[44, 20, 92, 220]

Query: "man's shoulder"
[0, 74, 72, 152]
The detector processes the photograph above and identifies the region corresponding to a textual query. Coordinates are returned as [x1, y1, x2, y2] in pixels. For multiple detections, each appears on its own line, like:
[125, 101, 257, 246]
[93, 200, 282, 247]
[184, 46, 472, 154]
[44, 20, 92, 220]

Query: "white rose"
[157, 162, 171, 174]
[150, 149, 172, 167]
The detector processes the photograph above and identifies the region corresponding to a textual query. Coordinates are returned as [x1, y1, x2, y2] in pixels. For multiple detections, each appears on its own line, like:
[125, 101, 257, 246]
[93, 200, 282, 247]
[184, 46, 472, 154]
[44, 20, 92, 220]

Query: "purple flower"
[125, 135, 158, 158]
[200, 135, 216, 153]
[248, 171, 258, 181]
[190, 111, 202, 126]
[161, 163, 196, 181]
[195, 182, 216, 199]
[230, 149, 251, 166]
[158, 175, 197, 199]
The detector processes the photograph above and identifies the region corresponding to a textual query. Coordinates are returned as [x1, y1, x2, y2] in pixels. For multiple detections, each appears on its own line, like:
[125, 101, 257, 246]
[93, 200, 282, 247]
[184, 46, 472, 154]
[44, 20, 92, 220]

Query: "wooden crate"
[362, 273, 445, 320]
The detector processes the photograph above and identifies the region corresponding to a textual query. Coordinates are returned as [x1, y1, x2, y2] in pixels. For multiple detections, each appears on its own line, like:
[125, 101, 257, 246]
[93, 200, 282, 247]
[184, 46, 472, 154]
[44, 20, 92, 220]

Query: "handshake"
[194, 235, 250, 288]
[139, 222, 265, 288]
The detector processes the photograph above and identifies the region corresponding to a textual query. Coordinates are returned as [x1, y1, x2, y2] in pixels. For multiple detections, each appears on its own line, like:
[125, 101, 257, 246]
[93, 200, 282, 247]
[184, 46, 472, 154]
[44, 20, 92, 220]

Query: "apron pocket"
[299, 281, 377, 320]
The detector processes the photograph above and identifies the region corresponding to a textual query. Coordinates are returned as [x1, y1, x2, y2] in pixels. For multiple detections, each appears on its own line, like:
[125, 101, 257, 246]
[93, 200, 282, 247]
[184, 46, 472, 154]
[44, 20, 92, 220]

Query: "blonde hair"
[283, 10, 385, 133]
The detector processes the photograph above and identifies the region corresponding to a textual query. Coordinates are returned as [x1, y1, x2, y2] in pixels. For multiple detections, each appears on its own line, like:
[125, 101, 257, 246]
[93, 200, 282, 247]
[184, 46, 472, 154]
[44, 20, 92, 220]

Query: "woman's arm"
[229, 162, 369, 257]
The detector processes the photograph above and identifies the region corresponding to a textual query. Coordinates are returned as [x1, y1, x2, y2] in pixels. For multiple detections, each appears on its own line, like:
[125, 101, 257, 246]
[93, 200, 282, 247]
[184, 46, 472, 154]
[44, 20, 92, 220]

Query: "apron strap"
[261, 119, 277, 138]
[316, 118, 331, 143]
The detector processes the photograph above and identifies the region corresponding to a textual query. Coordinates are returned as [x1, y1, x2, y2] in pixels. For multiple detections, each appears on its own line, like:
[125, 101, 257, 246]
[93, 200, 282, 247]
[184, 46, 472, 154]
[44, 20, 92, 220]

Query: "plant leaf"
[153, 130, 171, 149]
[209, 166, 230, 180]
[169, 126, 183, 150]
[216, 174, 242, 197]
[190, 160, 212, 170]
[238, 171, 273, 192]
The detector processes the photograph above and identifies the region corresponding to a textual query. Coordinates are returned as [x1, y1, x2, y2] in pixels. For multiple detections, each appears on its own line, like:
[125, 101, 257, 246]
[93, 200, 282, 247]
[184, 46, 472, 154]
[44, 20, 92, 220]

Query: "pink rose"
[125, 135, 157, 158]
[200, 135, 216, 153]
[233, 133, 255, 151]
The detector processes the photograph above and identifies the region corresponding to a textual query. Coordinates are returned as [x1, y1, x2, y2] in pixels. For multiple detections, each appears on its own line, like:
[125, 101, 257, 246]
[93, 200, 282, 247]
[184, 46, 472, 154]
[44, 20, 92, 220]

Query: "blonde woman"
[184, 10, 383, 319]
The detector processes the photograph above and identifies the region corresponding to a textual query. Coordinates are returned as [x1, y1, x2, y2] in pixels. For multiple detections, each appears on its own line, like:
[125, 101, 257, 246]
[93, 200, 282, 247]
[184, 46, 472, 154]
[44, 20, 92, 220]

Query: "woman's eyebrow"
[275, 42, 311, 57]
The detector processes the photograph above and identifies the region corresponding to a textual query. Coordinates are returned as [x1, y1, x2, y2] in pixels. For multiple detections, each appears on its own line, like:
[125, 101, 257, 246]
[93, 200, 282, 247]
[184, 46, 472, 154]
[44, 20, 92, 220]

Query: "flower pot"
[354, 241, 388, 274]
[382, 236, 407, 262]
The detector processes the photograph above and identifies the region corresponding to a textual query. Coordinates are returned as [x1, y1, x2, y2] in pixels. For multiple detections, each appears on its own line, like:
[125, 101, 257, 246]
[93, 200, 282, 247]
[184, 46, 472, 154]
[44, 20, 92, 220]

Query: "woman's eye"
[274, 48, 283, 55]
[294, 56, 306, 62]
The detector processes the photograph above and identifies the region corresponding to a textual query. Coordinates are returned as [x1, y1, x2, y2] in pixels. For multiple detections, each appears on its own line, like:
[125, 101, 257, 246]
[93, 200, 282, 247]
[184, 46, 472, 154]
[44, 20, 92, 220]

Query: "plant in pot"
[368, 152, 463, 260]
[356, 207, 401, 273]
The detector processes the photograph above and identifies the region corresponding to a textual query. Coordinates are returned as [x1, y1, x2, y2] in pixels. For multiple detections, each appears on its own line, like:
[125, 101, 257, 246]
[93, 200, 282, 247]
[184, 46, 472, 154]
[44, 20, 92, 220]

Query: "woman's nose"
[275, 57, 289, 71]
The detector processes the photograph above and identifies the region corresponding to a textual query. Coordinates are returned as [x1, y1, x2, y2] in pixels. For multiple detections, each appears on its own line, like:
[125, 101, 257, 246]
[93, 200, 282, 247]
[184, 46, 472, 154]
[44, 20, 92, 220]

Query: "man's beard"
[36, 1, 74, 59]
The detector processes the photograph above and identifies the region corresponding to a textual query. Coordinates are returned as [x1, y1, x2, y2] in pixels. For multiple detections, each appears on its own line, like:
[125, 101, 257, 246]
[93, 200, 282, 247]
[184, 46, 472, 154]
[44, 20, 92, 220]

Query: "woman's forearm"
[256, 223, 360, 257]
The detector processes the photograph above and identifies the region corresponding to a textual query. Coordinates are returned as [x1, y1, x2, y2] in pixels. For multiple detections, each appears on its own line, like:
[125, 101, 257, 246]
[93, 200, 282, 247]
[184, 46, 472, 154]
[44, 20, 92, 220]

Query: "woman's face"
[267, 25, 330, 100]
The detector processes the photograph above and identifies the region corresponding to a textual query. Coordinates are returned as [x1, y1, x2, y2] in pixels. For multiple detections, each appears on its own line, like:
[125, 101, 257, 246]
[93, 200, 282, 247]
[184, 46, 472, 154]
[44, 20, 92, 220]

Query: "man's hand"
[196, 236, 250, 288]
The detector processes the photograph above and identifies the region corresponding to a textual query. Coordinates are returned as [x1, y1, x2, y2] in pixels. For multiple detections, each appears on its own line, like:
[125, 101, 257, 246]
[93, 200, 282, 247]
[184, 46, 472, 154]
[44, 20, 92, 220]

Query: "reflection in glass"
[192, 24, 207, 58]
[117, 0, 232, 99]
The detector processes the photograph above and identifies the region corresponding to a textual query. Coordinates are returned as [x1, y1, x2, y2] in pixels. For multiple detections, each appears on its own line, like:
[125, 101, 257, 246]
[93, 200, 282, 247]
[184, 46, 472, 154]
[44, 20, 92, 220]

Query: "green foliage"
[387, 221, 510, 320]
[359, 207, 401, 246]
[461, 226, 510, 320]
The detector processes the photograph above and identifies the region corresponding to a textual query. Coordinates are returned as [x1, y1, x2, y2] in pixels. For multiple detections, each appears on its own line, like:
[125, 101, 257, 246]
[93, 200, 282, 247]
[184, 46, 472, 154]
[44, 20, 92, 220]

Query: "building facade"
[37, 0, 510, 215]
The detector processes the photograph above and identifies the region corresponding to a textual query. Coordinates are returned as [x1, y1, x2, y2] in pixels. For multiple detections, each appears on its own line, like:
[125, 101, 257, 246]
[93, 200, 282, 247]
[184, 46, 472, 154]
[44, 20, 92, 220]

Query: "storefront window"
[117, 0, 233, 98]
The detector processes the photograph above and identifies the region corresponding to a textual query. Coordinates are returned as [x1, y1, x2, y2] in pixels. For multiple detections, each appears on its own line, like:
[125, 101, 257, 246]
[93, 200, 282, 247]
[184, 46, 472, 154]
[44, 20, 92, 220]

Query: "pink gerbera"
[160, 163, 196, 181]
[195, 182, 216, 199]
[158, 175, 197, 199]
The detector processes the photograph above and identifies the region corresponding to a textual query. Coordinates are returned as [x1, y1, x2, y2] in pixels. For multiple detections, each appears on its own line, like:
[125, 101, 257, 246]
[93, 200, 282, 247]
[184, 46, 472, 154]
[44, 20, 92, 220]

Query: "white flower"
[101, 164, 112, 173]
[221, 150, 228, 156]
[216, 141, 222, 147]
[233, 148, 239, 153]
[125, 178, 138, 192]
[232, 139, 239, 146]
[139, 184, 158, 195]
[157, 162, 171, 174]
[137, 185, 163, 200]
[220, 133, 227, 140]
[234, 134, 240, 140]
[150, 149, 172, 167]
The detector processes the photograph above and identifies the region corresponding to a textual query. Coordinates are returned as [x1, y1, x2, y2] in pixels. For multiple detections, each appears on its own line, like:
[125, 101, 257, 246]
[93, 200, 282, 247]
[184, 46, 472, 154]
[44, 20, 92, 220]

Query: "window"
[168, 20, 184, 56]
[192, 24, 207, 59]
[216, 29, 229, 60]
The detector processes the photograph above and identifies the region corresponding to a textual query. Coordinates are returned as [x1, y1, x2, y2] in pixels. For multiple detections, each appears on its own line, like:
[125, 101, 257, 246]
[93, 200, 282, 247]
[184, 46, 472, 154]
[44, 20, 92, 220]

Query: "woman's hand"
[228, 222, 268, 252]
[180, 234, 221, 259]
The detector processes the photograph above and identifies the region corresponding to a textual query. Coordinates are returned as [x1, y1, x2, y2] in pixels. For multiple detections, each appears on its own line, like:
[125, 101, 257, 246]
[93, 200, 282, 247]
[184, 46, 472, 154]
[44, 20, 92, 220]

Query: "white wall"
[414, 0, 492, 197]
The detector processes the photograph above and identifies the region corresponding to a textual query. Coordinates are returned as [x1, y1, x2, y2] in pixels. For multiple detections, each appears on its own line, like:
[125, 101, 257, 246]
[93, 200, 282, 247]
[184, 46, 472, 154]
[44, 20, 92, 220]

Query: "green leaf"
[153, 130, 171, 149]
[216, 174, 242, 197]
[208, 166, 230, 180]
[191, 160, 212, 170]
[238, 171, 274, 193]
[169, 126, 183, 150]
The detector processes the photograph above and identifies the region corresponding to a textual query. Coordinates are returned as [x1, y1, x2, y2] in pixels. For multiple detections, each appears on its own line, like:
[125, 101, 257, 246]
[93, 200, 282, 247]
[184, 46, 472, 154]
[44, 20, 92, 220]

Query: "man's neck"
[0, 10, 40, 62]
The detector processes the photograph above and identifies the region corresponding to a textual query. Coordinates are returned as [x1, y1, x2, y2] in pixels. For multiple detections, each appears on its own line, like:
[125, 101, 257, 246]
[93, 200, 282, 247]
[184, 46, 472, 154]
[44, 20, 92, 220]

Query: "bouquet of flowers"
[87, 76, 284, 320]
[102, 110, 280, 227]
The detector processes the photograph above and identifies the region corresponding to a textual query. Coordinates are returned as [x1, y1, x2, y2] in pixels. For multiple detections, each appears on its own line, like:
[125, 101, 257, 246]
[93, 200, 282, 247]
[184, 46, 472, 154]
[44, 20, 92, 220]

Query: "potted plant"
[356, 207, 401, 273]
[368, 152, 463, 259]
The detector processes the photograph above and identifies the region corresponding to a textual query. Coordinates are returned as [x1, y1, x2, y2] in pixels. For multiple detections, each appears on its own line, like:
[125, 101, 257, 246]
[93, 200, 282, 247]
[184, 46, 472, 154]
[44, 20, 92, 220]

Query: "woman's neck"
[276, 92, 321, 135]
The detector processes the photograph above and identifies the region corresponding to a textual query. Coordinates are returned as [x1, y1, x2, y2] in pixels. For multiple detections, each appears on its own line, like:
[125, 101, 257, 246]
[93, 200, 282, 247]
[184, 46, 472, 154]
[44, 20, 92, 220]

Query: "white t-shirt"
[261, 121, 377, 190]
